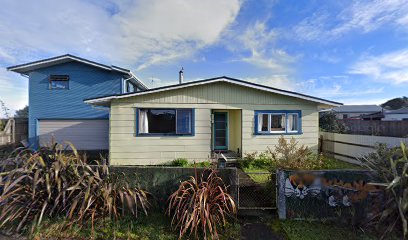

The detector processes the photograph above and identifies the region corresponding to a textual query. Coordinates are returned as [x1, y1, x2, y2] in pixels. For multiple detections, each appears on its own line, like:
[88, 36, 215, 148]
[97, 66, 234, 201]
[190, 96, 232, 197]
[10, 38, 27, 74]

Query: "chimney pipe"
[179, 67, 184, 84]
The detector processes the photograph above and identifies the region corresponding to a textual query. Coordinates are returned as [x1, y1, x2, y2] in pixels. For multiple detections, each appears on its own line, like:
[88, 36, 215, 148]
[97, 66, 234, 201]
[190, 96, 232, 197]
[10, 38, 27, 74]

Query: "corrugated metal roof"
[331, 105, 383, 113]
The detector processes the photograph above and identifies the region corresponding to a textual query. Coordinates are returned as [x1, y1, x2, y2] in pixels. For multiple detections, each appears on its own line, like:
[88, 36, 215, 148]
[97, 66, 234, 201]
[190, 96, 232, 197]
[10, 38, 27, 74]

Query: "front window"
[49, 75, 69, 89]
[138, 108, 194, 135]
[256, 111, 301, 134]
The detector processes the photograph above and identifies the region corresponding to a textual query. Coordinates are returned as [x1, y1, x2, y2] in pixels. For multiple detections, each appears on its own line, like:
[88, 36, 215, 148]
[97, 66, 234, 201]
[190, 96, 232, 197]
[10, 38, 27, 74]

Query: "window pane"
[258, 114, 269, 132]
[51, 80, 69, 89]
[176, 109, 192, 134]
[271, 114, 286, 132]
[287, 114, 298, 132]
[147, 109, 176, 134]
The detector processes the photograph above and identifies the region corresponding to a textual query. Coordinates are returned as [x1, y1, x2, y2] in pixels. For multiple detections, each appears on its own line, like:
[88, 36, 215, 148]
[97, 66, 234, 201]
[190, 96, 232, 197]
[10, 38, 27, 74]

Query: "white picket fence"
[320, 132, 408, 164]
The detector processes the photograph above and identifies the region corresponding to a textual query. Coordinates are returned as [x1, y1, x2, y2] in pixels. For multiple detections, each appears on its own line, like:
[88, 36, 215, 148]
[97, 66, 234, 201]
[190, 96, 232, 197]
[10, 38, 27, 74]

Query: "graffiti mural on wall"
[278, 170, 385, 223]
[284, 172, 382, 207]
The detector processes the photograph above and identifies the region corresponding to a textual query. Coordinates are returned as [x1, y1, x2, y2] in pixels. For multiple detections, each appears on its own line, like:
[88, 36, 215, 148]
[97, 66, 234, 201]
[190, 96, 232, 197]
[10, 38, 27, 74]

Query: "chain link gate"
[236, 170, 277, 210]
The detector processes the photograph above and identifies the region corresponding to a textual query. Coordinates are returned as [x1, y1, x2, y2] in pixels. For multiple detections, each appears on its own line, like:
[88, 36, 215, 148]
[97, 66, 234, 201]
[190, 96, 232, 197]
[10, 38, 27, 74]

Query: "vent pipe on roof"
[179, 67, 184, 84]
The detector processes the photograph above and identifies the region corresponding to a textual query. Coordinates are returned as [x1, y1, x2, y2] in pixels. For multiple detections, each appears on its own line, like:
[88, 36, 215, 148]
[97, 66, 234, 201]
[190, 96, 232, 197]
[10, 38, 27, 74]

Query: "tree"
[381, 96, 408, 110]
[0, 100, 10, 118]
[14, 106, 28, 118]
[319, 112, 346, 133]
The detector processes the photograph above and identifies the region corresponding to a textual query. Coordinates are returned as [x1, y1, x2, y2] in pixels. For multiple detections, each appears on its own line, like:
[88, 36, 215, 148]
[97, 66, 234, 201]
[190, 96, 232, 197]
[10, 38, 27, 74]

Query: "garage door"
[38, 120, 109, 150]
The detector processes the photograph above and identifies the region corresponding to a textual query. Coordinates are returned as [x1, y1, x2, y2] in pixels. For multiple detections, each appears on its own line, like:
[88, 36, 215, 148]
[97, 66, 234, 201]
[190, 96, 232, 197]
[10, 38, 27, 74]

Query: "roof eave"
[84, 77, 342, 107]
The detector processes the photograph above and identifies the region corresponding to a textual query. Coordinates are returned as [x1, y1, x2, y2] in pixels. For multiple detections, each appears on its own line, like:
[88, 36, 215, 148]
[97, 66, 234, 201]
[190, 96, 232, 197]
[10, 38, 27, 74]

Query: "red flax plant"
[166, 168, 236, 240]
[0, 143, 149, 234]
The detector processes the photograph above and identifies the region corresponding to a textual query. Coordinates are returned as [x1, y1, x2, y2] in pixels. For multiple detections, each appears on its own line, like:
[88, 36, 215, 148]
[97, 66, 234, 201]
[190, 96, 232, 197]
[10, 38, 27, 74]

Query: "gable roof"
[330, 105, 383, 113]
[385, 107, 408, 114]
[84, 76, 342, 106]
[7, 54, 131, 75]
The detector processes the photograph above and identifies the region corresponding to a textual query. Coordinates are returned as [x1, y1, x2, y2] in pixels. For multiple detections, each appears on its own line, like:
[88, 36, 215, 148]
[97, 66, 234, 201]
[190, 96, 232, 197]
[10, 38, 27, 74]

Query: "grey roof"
[385, 107, 408, 114]
[8, 54, 130, 75]
[331, 105, 383, 113]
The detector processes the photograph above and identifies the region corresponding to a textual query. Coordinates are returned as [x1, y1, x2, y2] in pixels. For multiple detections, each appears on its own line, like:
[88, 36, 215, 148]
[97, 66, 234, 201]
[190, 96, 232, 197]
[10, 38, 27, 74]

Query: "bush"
[319, 112, 347, 133]
[361, 143, 408, 239]
[0, 143, 149, 233]
[170, 158, 189, 167]
[166, 168, 236, 239]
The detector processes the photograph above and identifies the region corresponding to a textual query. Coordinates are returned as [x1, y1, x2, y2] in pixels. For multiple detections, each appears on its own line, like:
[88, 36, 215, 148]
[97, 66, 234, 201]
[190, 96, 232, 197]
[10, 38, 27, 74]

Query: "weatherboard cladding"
[109, 82, 319, 165]
[28, 61, 124, 145]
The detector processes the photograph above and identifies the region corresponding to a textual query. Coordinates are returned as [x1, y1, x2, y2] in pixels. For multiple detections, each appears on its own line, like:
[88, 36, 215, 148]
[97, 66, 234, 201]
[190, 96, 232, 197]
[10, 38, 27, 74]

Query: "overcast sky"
[1, 0, 408, 117]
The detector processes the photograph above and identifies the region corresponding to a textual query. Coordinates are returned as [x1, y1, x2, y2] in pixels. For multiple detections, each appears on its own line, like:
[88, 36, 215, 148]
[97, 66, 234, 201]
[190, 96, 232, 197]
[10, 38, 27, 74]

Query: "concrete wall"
[110, 82, 320, 165]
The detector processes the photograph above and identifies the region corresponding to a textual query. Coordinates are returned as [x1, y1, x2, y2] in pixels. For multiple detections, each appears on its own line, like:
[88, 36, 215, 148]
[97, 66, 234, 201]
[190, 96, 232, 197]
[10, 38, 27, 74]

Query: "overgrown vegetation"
[167, 168, 237, 239]
[361, 143, 408, 239]
[319, 111, 347, 133]
[240, 136, 360, 171]
[0, 143, 149, 234]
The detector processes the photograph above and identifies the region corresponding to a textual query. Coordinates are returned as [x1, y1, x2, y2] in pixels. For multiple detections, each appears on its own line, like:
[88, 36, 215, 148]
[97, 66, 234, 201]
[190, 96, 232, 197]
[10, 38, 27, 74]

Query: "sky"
[1, 0, 408, 117]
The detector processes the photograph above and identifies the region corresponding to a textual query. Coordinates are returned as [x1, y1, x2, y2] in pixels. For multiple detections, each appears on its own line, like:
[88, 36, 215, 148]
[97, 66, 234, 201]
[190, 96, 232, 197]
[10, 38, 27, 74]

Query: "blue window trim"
[135, 108, 195, 137]
[254, 110, 302, 135]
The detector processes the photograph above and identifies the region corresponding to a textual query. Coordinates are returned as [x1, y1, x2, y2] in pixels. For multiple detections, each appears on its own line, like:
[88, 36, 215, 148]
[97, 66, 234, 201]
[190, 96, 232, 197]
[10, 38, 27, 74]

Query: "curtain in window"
[258, 114, 263, 132]
[139, 109, 149, 133]
[280, 115, 285, 128]
[287, 114, 294, 131]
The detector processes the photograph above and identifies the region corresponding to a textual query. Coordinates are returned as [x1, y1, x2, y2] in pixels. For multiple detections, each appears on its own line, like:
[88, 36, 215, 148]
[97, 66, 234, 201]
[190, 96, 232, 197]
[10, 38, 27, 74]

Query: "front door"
[213, 112, 228, 150]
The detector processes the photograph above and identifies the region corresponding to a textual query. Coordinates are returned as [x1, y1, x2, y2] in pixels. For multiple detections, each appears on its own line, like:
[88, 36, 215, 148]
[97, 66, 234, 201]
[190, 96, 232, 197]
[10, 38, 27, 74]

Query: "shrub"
[361, 143, 408, 239]
[267, 136, 326, 170]
[319, 112, 347, 133]
[192, 161, 213, 168]
[0, 143, 149, 233]
[170, 158, 189, 167]
[166, 168, 236, 239]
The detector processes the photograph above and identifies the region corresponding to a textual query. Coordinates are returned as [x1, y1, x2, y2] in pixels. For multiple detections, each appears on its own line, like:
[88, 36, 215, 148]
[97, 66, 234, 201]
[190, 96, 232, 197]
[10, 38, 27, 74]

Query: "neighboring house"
[320, 105, 383, 119]
[382, 107, 408, 121]
[85, 76, 341, 165]
[8, 54, 147, 150]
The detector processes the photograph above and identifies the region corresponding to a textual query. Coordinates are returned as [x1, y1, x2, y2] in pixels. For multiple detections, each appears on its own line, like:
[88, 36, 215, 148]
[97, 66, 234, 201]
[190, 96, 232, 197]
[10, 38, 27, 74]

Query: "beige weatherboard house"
[85, 76, 341, 165]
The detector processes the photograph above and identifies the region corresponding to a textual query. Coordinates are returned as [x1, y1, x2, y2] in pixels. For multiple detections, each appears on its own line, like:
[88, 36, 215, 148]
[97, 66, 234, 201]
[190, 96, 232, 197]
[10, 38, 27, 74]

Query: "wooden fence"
[320, 131, 408, 164]
[0, 118, 28, 145]
[339, 119, 408, 137]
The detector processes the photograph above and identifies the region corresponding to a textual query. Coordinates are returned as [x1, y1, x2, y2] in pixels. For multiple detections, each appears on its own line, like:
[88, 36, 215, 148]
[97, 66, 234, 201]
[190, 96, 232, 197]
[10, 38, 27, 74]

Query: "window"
[138, 108, 194, 136]
[255, 111, 301, 134]
[126, 80, 140, 93]
[49, 75, 69, 89]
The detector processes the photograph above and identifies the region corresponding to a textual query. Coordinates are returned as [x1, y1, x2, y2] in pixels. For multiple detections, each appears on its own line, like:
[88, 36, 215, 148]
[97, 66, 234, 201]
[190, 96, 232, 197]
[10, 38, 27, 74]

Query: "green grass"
[31, 212, 240, 240]
[242, 168, 272, 183]
[281, 220, 378, 240]
[319, 156, 362, 170]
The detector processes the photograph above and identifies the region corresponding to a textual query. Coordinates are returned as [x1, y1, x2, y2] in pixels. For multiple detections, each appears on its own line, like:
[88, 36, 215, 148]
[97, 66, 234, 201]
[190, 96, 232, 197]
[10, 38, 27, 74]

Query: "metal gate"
[236, 169, 277, 210]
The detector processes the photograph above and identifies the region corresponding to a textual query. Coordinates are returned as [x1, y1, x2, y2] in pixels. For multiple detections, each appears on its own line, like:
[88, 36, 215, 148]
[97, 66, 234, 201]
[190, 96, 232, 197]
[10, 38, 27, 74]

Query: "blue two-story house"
[8, 54, 147, 150]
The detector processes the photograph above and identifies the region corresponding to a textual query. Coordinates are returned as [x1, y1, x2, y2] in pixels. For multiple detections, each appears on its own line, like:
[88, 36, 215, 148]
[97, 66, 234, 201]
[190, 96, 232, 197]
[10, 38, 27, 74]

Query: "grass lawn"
[31, 212, 240, 240]
[281, 220, 378, 240]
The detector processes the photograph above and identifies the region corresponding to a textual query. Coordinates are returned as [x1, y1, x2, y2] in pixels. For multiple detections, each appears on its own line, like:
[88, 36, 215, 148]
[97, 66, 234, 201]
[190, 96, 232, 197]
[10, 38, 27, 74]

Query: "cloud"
[243, 75, 294, 91]
[295, 75, 383, 99]
[292, 0, 408, 41]
[227, 21, 295, 72]
[0, 68, 28, 117]
[349, 49, 408, 84]
[0, 0, 241, 69]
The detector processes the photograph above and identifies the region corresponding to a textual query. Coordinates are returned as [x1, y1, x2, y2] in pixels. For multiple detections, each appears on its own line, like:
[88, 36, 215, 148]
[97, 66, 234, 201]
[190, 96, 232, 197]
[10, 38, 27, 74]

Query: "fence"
[237, 169, 276, 210]
[339, 119, 408, 137]
[0, 118, 28, 145]
[320, 131, 408, 163]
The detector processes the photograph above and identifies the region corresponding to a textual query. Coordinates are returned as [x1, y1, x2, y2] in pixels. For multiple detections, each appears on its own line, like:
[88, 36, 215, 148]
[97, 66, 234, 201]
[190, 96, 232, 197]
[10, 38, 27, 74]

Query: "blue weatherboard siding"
[28, 61, 125, 146]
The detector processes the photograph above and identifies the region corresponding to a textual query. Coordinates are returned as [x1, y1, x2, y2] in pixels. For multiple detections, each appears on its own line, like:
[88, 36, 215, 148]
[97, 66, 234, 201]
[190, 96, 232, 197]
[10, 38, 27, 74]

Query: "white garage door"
[38, 120, 109, 150]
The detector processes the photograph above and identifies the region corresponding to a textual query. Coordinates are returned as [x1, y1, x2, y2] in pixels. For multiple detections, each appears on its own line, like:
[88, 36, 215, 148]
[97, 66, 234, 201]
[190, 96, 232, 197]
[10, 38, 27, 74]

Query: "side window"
[255, 111, 301, 134]
[49, 75, 69, 90]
